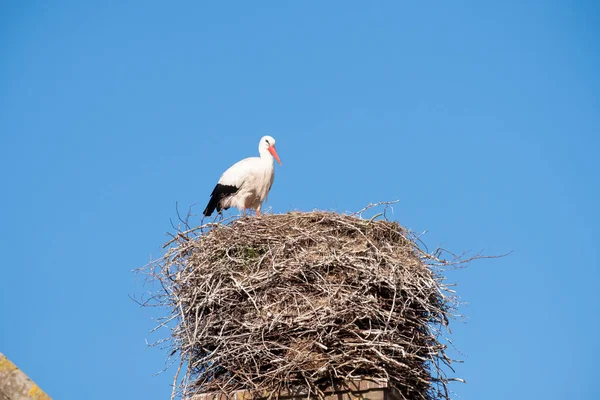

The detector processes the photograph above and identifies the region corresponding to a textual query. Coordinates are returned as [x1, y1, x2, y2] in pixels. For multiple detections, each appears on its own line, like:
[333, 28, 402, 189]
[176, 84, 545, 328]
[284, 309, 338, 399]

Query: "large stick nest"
[143, 207, 466, 400]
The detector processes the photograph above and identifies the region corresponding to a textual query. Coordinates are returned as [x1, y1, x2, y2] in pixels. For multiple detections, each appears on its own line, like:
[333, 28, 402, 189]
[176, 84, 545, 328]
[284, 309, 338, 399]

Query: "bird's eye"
[265, 140, 270, 145]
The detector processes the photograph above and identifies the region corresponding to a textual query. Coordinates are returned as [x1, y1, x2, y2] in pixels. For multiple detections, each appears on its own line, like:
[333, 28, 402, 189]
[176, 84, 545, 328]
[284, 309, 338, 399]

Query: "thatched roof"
[142, 207, 467, 400]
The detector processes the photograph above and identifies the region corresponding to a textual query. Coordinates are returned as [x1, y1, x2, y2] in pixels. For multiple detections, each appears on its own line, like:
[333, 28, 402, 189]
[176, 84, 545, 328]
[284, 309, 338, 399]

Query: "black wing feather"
[203, 184, 239, 216]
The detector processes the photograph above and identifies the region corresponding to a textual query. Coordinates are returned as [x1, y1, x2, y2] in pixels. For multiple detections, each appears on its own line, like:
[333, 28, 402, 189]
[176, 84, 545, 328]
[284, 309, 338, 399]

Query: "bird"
[203, 136, 282, 217]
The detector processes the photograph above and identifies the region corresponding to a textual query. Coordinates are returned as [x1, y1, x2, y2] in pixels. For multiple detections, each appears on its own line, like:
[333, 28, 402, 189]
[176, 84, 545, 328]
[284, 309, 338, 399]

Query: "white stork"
[203, 136, 282, 217]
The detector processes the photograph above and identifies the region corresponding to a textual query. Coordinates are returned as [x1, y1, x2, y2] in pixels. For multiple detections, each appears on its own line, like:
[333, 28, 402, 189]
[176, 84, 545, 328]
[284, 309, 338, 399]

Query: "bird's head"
[259, 135, 282, 166]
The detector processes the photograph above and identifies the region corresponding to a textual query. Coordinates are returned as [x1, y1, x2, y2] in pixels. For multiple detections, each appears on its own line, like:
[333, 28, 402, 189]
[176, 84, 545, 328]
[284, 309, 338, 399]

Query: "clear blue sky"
[1, 1, 598, 399]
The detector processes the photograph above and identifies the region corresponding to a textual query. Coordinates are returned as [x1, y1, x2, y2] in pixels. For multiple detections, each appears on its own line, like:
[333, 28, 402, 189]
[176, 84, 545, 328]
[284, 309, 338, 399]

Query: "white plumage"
[203, 136, 282, 217]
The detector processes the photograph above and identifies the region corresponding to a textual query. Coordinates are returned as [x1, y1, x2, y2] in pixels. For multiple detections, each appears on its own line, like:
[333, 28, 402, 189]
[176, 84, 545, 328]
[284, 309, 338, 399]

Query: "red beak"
[268, 145, 282, 166]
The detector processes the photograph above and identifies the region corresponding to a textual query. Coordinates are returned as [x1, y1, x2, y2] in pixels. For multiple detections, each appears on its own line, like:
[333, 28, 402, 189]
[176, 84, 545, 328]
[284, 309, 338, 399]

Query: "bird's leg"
[256, 206, 261, 217]
[242, 208, 246, 218]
